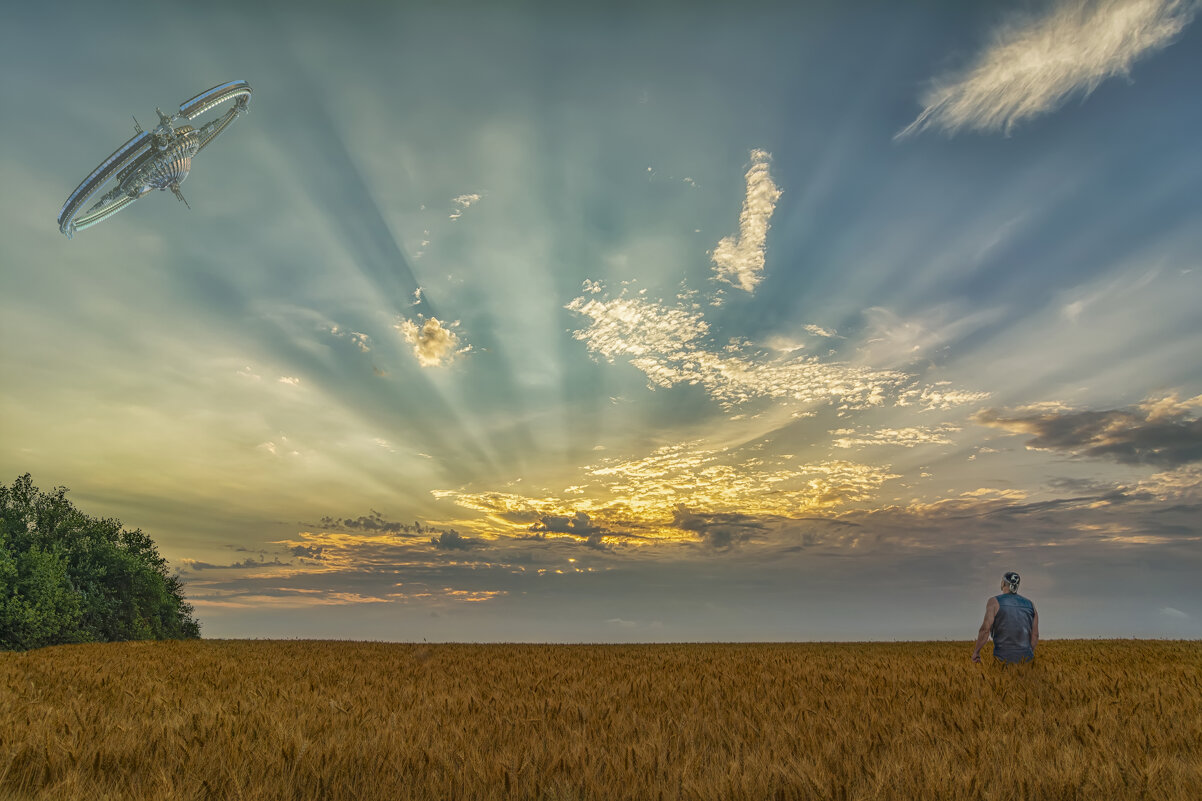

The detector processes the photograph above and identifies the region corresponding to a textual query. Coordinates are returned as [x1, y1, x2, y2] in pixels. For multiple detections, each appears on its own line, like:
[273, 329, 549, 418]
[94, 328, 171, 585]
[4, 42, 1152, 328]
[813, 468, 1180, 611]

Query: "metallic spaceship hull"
[144, 131, 199, 192]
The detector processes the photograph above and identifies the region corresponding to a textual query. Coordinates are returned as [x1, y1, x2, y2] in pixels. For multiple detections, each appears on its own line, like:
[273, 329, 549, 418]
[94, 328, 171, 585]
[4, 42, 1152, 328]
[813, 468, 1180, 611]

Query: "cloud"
[183, 463, 1201, 627]
[1135, 463, 1202, 501]
[449, 193, 482, 220]
[437, 442, 900, 547]
[899, 383, 992, 411]
[1159, 606, 1190, 619]
[671, 506, 767, 549]
[764, 335, 807, 353]
[711, 149, 782, 292]
[816, 474, 1202, 563]
[328, 325, 372, 353]
[530, 511, 605, 537]
[1141, 392, 1202, 421]
[856, 305, 1004, 370]
[188, 590, 393, 610]
[396, 316, 470, 367]
[182, 557, 289, 571]
[529, 511, 611, 549]
[975, 393, 1202, 467]
[567, 288, 911, 411]
[898, 0, 1197, 137]
[804, 325, 838, 339]
[431, 529, 475, 550]
[319, 511, 427, 535]
[290, 545, 325, 560]
[272, 521, 491, 577]
[830, 425, 960, 449]
[567, 287, 987, 413]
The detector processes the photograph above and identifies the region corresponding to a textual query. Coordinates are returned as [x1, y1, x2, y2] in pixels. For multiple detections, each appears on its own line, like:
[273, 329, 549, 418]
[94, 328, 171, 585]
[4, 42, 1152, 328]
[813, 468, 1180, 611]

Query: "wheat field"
[1, 639, 1199, 800]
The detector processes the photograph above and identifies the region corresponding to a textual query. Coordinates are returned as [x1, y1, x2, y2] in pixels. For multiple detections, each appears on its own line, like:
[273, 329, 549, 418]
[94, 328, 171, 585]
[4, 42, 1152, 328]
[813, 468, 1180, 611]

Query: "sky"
[2, 0, 1200, 642]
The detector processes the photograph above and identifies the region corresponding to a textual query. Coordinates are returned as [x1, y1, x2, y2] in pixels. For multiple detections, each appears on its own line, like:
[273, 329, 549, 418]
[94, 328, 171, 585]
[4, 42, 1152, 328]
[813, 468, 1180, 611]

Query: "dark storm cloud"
[530, 511, 604, 537]
[672, 506, 768, 550]
[316, 510, 483, 552]
[975, 401, 1202, 468]
[431, 529, 476, 550]
[529, 511, 612, 549]
[291, 545, 325, 560]
[185, 557, 290, 571]
[319, 511, 426, 535]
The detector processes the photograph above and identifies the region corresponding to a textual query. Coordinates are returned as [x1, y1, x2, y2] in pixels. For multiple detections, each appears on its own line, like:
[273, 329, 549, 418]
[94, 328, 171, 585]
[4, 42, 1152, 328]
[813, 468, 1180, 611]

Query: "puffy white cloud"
[396, 316, 469, 367]
[1140, 392, 1202, 421]
[711, 149, 782, 292]
[899, 0, 1197, 137]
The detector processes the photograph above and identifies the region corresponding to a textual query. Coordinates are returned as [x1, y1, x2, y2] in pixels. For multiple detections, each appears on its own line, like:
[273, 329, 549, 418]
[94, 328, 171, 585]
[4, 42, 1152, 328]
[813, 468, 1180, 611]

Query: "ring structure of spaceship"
[58, 80, 252, 238]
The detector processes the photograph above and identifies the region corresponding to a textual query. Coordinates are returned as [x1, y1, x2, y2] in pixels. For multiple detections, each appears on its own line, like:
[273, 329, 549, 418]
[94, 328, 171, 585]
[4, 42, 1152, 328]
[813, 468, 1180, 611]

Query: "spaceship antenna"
[170, 184, 191, 209]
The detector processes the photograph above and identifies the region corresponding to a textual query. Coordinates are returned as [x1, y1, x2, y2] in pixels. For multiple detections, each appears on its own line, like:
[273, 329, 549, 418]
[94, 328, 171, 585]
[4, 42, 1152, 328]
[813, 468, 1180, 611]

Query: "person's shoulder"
[986, 595, 1000, 607]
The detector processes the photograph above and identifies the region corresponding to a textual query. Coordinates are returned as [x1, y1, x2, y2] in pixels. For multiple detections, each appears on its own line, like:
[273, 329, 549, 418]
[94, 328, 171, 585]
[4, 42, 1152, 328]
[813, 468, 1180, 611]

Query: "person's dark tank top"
[991, 593, 1035, 662]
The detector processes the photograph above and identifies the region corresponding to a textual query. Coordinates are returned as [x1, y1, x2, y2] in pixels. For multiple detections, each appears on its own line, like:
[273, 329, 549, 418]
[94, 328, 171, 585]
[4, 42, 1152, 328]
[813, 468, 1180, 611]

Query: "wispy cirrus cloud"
[396, 315, 470, 367]
[805, 324, 839, 339]
[711, 149, 782, 292]
[975, 393, 1202, 467]
[898, 0, 1198, 137]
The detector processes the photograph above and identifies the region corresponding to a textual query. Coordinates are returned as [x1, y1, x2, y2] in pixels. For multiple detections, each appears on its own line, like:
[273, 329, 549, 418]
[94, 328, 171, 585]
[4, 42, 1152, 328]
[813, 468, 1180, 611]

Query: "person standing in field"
[971, 571, 1039, 663]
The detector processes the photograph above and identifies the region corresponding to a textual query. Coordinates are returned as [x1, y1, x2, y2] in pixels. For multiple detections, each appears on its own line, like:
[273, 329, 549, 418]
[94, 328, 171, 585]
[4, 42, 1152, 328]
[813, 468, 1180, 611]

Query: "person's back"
[972, 571, 1039, 664]
[991, 592, 1035, 662]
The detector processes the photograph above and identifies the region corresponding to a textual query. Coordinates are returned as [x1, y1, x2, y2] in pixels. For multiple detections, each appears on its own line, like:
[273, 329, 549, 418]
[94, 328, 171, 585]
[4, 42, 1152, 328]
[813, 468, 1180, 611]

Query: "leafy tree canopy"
[0, 474, 199, 650]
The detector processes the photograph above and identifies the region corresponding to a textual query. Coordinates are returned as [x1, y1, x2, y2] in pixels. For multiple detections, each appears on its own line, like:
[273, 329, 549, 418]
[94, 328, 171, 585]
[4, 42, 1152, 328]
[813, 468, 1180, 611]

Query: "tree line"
[0, 474, 199, 650]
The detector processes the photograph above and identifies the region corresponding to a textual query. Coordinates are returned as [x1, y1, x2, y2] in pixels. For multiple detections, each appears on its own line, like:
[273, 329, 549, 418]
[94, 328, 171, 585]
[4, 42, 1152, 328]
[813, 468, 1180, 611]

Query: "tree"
[0, 474, 200, 650]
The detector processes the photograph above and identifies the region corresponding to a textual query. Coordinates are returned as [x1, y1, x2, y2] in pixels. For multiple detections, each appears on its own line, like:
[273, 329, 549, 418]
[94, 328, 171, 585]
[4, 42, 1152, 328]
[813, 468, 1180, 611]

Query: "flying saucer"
[58, 80, 252, 238]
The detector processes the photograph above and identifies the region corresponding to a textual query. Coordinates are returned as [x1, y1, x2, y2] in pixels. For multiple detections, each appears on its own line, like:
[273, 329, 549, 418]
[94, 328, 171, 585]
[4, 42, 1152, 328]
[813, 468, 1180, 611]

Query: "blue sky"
[2, 0, 1200, 641]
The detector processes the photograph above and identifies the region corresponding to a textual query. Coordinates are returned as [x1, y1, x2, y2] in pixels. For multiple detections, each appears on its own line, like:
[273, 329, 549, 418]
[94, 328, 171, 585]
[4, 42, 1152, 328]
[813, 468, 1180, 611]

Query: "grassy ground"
[1, 639, 1199, 800]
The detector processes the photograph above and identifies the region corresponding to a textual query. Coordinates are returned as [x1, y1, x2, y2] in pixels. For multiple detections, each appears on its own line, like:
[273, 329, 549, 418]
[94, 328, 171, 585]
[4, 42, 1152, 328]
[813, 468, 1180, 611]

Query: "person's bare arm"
[971, 597, 999, 662]
[1030, 606, 1039, 653]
